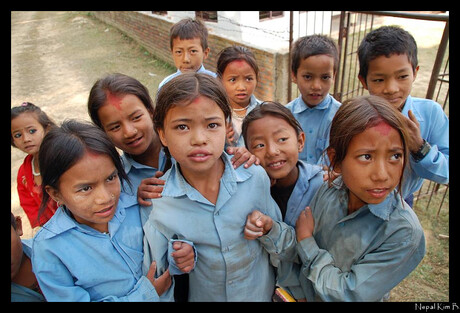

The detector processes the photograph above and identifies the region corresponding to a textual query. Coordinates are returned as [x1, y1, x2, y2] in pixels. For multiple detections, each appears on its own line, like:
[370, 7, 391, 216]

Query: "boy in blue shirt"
[286, 34, 341, 167]
[358, 26, 449, 205]
[158, 18, 216, 90]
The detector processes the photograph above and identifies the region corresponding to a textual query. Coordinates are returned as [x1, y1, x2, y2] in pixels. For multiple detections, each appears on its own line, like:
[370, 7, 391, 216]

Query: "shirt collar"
[161, 152, 252, 202]
[291, 94, 332, 114]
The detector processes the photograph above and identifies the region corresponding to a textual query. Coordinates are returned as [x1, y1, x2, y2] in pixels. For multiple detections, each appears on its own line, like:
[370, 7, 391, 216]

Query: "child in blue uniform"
[142, 73, 296, 301]
[295, 96, 425, 301]
[32, 120, 174, 301]
[241, 101, 324, 300]
[357, 25, 449, 206]
[286, 34, 341, 167]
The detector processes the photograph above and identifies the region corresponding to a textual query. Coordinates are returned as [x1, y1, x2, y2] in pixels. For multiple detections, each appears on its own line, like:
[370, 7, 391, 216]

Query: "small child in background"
[11, 102, 58, 229]
[242, 101, 324, 300]
[32, 120, 175, 301]
[158, 18, 216, 90]
[286, 34, 341, 167]
[142, 73, 297, 301]
[217, 45, 262, 147]
[357, 25, 449, 206]
[11, 212, 45, 302]
[295, 95, 425, 301]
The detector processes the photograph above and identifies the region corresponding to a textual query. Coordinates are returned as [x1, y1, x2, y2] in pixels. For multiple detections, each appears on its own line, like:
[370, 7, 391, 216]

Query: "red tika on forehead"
[105, 91, 123, 110]
[373, 120, 393, 136]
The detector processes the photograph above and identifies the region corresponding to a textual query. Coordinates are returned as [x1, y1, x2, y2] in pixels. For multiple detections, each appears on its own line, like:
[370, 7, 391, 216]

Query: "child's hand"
[146, 261, 171, 296]
[295, 207, 314, 242]
[244, 210, 273, 240]
[137, 171, 165, 206]
[227, 146, 260, 169]
[404, 110, 424, 153]
[226, 124, 236, 145]
[171, 241, 195, 273]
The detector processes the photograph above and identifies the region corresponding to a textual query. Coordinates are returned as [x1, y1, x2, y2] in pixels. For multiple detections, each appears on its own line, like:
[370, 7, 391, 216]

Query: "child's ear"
[157, 128, 168, 147]
[358, 75, 368, 90]
[291, 71, 298, 84]
[45, 186, 62, 205]
[297, 132, 305, 153]
[327, 147, 341, 173]
[203, 47, 210, 60]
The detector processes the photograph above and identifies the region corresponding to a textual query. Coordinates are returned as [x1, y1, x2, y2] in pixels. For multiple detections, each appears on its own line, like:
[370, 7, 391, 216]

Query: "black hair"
[87, 73, 154, 129]
[38, 120, 131, 222]
[291, 34, 339, 76]
[358, 25, 418, 81]
[216, 45, 259, 80]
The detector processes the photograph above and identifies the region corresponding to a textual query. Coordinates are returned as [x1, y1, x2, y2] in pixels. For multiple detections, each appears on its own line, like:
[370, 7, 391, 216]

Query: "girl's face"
[11, 113, 47, 155]
[46, 152, 121, 233]
[332, 121, 404, 212]
[246, 115, 305, 187]
[97, 94, 155, 156]
[221, 60, 257, 108]
[158, 96, 227, 180]
[292, 54, 335, 108]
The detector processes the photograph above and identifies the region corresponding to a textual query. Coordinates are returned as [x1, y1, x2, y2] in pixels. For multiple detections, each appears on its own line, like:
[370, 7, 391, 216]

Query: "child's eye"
[322, 75, 331, 80]
[358, 154, 372, 161]
[132, 114, 143, 121]
[13, 132, 21, 139]
[390, 153, 403, 161]
[278, 137, 288, 143]
[253, 143, 265, 149]
[107, 171, 118, 182]
[78, 185, 92, 193]
[372, 78, 384, 83]
[399, 74, 410, 80]
[28, 129, 37, 135]
[303, 75, 312, 80]
[108, 125, 120, 132]
[208, 123, 219, 129]
[177, 124, 189, 131]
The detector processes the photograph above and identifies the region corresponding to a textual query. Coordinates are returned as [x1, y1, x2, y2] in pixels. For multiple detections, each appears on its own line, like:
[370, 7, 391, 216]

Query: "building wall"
[92, 11, 290, 103]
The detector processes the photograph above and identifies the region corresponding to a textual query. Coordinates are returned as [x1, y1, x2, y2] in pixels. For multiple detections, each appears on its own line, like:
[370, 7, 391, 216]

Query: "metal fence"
[288, 11, 449, 214]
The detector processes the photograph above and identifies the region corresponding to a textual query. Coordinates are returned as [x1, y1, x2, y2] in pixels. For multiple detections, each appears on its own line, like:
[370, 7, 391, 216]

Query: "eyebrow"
[170, 116, 223, 123]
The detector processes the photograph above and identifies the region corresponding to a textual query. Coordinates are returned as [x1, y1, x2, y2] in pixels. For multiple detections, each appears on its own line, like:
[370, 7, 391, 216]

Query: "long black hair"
[38, 119, 131, 223]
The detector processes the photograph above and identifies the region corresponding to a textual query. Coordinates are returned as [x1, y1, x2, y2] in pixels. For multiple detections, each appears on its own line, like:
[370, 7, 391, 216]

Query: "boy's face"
[246, 114, 305, 187]
[359, 53, 419, 111]
[292, 54, 335, 108]
[171, 37, 210, 73]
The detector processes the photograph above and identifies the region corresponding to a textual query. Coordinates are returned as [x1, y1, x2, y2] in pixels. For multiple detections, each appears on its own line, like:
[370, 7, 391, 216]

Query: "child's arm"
[137, 171, 165, 206]
[295, 208, 425, 301]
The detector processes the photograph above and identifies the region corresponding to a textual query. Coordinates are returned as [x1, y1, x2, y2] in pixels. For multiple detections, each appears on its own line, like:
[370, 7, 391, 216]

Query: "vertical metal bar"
[288, 11, 294, 102]
[334, 11, 347, 102]
[426, 20, 449, 99]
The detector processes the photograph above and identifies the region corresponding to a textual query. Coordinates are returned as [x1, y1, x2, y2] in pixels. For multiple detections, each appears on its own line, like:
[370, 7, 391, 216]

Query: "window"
[195, 11, 218, 22]
[259, 11, 284, 20]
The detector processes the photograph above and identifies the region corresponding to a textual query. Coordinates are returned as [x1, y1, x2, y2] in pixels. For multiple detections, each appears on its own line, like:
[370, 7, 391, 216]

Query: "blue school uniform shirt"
[158, 64, 217, 90]
[400, 96, 449, 198]
[141, 152, 297, 301]
[31, 193, 160, 302]
[11, 239, 46, 302]
[296, 177, 426, 301]
[286, 94, 341, 166]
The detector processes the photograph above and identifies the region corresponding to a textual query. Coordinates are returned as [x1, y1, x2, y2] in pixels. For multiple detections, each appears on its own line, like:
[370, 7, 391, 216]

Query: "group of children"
[11, 17, 448, 302]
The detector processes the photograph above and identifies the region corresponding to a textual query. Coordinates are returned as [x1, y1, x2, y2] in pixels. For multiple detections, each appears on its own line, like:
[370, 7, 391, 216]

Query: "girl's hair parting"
[241, 101, 303, 149]
[154, 72, 231, 158]
[291, 34, 339, 76]
[358, 25, 418, 81]
[216, 45, 259, 80]
[11, 102, 56, 147]
[327, 95, 411, 194]
[169, 18, 209, 51]
[87, 73, 154, 129]
[38, 119, 131, 222]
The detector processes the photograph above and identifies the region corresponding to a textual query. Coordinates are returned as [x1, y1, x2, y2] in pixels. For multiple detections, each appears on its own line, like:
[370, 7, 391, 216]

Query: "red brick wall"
[92, 11, 289, 103]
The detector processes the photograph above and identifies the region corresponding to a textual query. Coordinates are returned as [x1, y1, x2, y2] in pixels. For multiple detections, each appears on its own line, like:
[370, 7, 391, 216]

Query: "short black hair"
[358, 25, 418, 81]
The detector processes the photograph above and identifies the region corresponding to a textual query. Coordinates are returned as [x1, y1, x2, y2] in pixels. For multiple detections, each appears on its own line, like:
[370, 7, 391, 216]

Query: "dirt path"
[11, 11, 174, 238]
